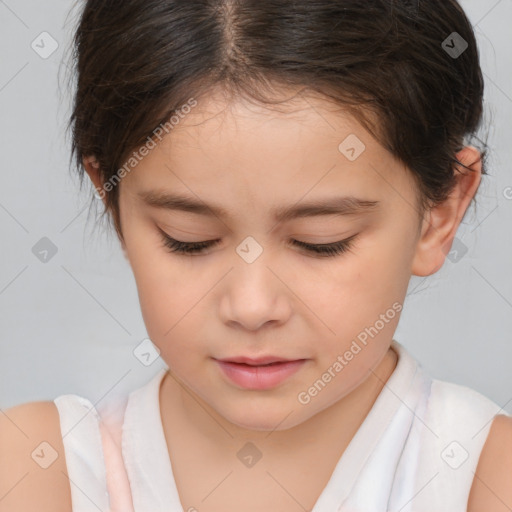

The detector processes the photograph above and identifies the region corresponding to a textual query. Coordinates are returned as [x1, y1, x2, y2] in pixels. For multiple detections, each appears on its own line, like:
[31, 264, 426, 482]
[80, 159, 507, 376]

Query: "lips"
[214, 357, 307, 390]
[216, 355, 298, 366]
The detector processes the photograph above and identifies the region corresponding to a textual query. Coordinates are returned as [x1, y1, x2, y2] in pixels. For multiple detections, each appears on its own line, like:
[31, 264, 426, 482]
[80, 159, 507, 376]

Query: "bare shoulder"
[467, 413, 512, 511]
[0, 401, 72, 512]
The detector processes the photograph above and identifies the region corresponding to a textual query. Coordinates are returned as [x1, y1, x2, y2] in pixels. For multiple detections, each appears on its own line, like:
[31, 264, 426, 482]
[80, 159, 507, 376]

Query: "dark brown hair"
[64, 0, 489, 243]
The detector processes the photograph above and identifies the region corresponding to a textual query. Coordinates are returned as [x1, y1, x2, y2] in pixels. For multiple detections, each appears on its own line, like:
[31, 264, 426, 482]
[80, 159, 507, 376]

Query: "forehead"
[122, 88, 416, 215]
[168, 88, 371, 147]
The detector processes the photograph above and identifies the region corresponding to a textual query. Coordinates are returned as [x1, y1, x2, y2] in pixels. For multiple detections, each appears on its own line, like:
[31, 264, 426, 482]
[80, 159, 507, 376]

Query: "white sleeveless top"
[53, 340, 507, 511]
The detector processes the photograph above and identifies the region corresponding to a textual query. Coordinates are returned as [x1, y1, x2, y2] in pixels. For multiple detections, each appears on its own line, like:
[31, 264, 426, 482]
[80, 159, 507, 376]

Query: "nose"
[218, 260, 293, 332]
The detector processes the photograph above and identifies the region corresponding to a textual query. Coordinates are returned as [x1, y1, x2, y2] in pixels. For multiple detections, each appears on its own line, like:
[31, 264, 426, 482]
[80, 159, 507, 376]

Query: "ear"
[82, 155, 128, 257]
[83, 155, 106, 204]
[411, 146, 482, 277]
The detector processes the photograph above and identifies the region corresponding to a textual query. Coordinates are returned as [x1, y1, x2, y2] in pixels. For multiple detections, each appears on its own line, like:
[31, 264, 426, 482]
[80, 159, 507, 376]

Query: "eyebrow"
[138, 190, 380, 222]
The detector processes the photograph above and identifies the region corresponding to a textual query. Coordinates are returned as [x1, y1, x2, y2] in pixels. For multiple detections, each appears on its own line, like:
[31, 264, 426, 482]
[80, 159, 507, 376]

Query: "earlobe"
[411, 146, 482, 277]
[83, 155, 100, 174]
[83, 155, 107, 205]
[411, 209, 443, 277]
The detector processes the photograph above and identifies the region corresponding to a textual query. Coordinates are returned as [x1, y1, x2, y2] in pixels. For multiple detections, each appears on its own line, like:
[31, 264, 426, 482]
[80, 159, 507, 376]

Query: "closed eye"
[159, 231, 359, 258]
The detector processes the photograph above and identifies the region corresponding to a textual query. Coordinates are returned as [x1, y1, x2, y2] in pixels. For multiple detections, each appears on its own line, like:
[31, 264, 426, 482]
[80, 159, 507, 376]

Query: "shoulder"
[425, 378, 506, 437]
[467, 413, 512, 511]
[0, 401, 72, 512]
[429, 378, 503, 414]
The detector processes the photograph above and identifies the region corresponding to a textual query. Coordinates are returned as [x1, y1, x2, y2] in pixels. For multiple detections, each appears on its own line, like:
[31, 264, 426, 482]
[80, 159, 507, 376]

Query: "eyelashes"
[162, 235, 221, 254]
[291, 235, 357, 257]
[159, 231, 358, 258]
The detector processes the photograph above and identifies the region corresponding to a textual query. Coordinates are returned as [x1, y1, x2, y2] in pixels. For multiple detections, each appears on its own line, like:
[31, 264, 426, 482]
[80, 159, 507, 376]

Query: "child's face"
[117, 88, 425, 431]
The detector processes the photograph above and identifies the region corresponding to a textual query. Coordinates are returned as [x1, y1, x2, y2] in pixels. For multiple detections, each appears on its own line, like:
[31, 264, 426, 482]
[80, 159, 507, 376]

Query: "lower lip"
[215, 359, 306, 390]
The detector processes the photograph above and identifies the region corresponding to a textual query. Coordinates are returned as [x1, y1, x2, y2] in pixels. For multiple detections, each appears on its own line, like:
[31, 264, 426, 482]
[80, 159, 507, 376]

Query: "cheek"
[307, 237, 407, 318]
[119, 216, 200, 342]
[306, 235, 409, 359]
[134, 262, 207, 347]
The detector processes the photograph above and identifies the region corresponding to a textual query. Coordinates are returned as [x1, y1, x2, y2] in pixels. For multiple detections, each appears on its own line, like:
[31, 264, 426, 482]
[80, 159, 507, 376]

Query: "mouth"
[216, 355, 302, 365]
[214, 358, 307, 390]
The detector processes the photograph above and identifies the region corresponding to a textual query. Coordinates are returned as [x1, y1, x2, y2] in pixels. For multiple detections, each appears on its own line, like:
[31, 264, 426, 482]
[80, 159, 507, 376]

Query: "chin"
[218, 403, 307, 432]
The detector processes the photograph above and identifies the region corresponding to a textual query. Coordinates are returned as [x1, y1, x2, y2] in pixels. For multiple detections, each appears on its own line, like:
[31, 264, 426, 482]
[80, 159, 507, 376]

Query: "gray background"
[1, 0, 511, 415]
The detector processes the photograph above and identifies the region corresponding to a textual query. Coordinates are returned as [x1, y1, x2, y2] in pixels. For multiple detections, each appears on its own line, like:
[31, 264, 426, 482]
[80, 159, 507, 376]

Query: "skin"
[83, 86, 488, 507]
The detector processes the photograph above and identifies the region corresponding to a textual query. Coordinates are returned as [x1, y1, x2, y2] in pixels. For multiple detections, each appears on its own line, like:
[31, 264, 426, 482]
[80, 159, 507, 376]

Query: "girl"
[1, 0, 511, 511]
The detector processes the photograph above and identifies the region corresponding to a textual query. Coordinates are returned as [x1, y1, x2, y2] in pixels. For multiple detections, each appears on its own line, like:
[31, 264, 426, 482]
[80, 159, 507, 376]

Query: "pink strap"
[98, 413, 135, 512]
